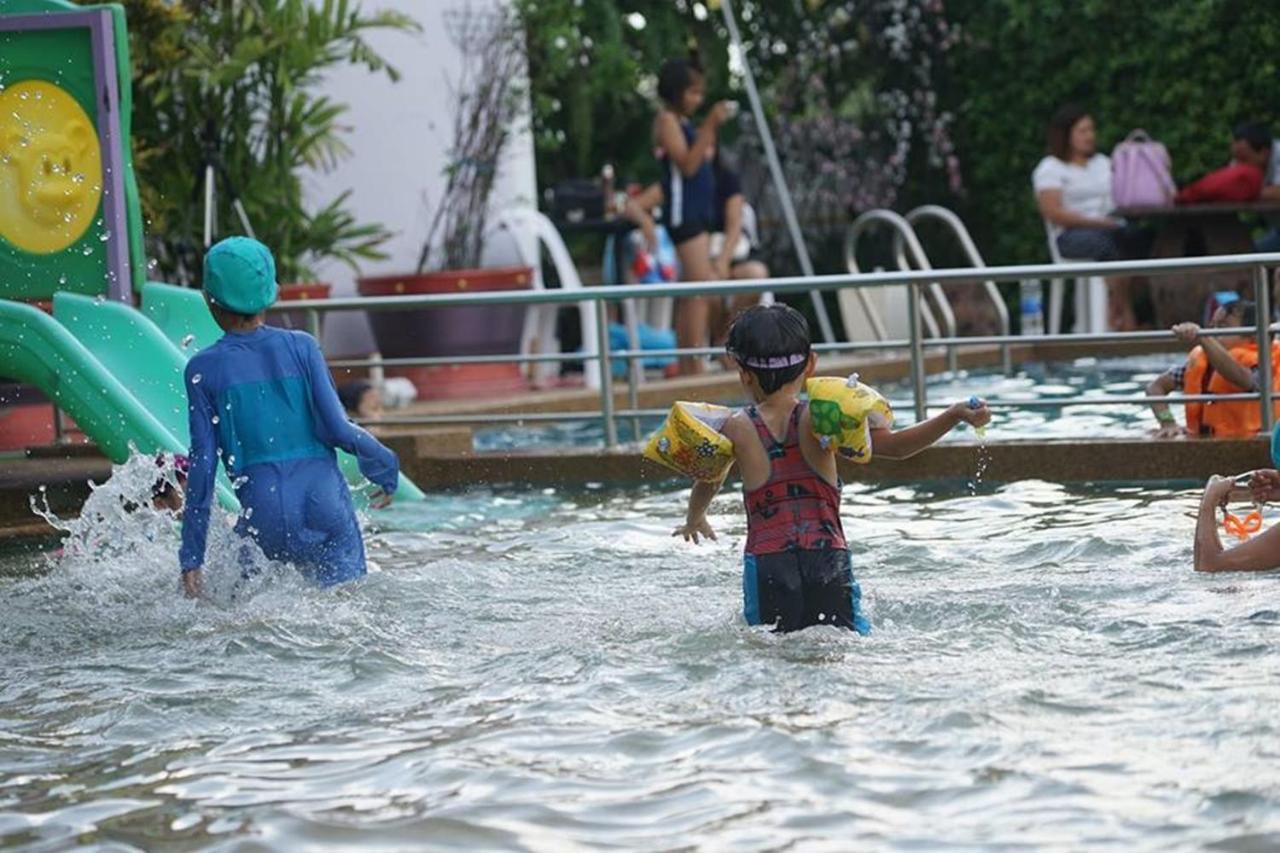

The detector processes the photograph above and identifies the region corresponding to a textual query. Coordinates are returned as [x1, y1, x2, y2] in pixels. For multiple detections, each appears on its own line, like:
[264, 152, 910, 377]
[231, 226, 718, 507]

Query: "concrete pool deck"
[387, 436, 1272, 490]
[0, 337, 1252, 540]
[2, 436, 1269, 541]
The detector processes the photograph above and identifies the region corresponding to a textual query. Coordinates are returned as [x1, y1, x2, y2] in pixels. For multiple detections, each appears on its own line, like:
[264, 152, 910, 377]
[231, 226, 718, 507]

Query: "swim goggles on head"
[727, 350, 809, 369]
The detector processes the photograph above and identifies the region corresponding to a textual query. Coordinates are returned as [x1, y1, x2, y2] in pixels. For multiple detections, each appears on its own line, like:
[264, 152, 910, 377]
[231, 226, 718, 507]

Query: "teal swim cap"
[203, 236, 278, 315]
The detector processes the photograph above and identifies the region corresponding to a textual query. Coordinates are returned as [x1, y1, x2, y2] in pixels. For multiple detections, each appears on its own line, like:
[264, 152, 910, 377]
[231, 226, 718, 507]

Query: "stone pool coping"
[388, 437, 1271, 491]
[0, 437, 1267, 540]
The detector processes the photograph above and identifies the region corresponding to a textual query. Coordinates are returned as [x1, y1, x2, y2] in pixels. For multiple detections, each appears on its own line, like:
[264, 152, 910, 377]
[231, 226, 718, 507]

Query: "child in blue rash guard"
[179, 237, 399, 597]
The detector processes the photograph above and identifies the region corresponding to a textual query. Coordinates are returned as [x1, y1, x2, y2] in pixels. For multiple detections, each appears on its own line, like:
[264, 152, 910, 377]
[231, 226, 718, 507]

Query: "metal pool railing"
[281, 253, 1280, 447]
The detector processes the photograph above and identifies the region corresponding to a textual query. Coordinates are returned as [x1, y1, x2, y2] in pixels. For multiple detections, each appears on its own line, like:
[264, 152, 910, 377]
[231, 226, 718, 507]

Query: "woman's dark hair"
[726, 304, 812, 394]
[1046, 103, 1091, 161]
[657, 56, 703, 107]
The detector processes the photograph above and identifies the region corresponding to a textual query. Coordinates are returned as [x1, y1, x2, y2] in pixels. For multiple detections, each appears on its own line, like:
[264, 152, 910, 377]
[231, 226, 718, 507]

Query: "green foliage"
[949, 0, 1280, 264]
[94, 0, 418, 283]
[516, 0, 728, 188]
[517, 0, 959, 282]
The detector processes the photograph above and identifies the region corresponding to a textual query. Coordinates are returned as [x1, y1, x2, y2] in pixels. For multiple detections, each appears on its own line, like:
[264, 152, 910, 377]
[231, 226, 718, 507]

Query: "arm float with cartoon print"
[643, 374, 895, 480]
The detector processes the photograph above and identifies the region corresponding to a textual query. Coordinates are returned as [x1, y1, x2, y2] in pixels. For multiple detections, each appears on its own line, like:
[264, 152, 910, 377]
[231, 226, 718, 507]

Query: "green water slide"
[140, 282, 425, 503]
[51, 291, 240, 508]
[0, 298, 238, 508]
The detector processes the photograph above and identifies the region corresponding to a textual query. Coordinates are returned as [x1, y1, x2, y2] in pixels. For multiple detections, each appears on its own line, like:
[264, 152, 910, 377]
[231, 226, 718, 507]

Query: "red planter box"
[269, 282, 332, 334]
[357, 266, 532, 400]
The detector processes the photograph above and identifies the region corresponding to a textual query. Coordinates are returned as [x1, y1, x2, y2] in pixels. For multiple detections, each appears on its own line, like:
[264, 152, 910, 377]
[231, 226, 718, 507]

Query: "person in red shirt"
[1175, 123, 1270, 204]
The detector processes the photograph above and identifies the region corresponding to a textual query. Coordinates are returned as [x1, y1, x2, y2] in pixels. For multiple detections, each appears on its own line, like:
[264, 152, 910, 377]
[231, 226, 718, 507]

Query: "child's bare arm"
[674, 413, 743, 543]
[872, 400, 991, 460]
[675, 477, 727, 544]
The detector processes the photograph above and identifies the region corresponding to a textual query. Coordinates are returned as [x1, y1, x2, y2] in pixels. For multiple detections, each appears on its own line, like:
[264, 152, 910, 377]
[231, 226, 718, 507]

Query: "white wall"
[306, 0, 537, 356]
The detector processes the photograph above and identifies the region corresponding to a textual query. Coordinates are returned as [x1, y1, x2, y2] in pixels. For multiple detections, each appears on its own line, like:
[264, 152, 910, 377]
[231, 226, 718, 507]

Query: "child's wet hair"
[657, 56, 703, 107]
[726, 304, 812, 394]
[1227, 299, 1258, 328]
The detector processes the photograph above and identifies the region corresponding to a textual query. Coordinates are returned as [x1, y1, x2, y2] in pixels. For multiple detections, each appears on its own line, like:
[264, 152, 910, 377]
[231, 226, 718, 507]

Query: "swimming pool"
[474, 355, 1181, 451]
[3, 465, 1279, 849]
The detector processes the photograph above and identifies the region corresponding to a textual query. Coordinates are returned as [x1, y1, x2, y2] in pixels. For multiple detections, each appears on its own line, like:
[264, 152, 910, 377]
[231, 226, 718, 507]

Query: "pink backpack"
[1111, 130, 1175, 208]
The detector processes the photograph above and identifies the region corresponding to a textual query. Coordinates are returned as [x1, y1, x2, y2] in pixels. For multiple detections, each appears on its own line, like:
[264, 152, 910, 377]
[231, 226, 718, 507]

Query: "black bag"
[546, 178, 604, 223]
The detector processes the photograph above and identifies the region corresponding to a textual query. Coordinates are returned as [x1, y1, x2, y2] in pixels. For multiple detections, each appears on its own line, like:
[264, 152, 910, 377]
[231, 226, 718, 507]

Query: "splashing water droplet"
[211, 415, 219, 425]
[191, 374, 202, 384]
[180, 334, 195, 349]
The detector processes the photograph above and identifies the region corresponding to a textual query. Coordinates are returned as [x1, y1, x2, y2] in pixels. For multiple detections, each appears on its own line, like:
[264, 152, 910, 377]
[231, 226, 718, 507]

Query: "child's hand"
[1249, 469, 1280, 504]
[367, 487, 393, 510]
[1206, 474, 1236, 507]
[182, 569, 204, 599]
[1172, 322, 1201, 345]
[673, 517, 716, 544]
[952, 398, 992, 429]
[1152, 423, 1189, 439]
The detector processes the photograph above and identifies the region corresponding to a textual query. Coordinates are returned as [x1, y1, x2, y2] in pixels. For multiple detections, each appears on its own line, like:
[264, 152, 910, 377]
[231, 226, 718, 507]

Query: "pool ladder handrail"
[844, 209, 957, 370]
[845, 206, 1011, 374]
[896, 205, 1012, 375]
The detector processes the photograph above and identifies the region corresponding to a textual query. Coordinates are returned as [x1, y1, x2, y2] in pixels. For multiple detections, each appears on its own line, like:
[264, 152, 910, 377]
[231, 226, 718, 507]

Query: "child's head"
[657, 57, 705, 117]
[726, 304, 816, 401]
[337, 380, 384, 421]
[1210, 294, 1258, 346]
[203, 236, 278, 331]
[151, 453, 189, 513]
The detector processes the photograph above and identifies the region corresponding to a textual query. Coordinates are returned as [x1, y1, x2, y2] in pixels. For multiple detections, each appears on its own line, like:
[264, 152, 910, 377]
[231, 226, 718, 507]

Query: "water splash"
[967, 396, 990, 495]
[27, 453, 289, 609]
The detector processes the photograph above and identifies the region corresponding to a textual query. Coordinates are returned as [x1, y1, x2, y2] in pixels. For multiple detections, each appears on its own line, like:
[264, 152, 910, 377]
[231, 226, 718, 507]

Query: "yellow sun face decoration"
[0, 80, 103, 255]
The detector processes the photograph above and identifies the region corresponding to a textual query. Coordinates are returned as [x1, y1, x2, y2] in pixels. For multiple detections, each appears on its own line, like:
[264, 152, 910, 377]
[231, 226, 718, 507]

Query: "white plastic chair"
[494, 208, 601, 390]
[1044, 221, 1108, 334]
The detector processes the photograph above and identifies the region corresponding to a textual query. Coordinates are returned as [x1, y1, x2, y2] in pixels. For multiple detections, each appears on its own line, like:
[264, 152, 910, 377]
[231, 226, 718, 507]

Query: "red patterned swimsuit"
[740, 403, 869, 633]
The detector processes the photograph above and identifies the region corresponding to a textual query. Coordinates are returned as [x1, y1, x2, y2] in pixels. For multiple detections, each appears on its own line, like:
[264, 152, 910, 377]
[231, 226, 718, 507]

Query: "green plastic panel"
[0, 0, 145, 299]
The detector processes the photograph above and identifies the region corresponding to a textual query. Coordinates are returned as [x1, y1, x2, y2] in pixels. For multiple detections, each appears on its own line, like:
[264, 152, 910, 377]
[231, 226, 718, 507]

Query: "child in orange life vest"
[1146, 294, 1280, 438]
[672, 304, 992, 634]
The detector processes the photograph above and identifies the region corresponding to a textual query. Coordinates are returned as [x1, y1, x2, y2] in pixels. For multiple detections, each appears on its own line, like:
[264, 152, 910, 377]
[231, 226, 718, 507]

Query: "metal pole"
[1255, 264, 1274, 434]
[202, 163, 216, 248]
[595, 300, 618, 447]
[623, 298, 643, 441]
[306, 308, 320, 340]
[718, 0, 835, 344]
[52, 405, 67, 445]
[908, 281, 927, 423]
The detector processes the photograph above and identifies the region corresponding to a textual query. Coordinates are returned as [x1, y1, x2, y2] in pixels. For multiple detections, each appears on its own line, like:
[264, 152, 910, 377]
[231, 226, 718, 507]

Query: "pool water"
[4, 460, 1280, 849]
[475, 355, 1179, 451]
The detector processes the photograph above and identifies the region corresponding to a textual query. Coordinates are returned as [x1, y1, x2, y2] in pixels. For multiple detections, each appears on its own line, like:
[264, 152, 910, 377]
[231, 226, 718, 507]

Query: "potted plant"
[113, 0, 416, 316]
[358, 4, 533, 400]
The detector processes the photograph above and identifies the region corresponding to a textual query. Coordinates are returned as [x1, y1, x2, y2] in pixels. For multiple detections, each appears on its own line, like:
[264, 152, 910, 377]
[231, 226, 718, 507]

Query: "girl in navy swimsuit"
[653, 57, 733, 375]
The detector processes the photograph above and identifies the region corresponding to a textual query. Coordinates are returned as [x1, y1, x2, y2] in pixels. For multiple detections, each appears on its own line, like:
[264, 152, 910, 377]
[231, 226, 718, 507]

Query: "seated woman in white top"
[1032, 104, 1150, 263]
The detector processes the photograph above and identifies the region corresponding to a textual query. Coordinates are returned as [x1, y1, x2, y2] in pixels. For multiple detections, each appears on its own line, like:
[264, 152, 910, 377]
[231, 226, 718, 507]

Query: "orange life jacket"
[1183, 341, 1280, 437]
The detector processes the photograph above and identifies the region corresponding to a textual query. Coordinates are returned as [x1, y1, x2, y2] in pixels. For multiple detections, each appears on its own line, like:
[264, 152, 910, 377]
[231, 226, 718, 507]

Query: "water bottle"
[968, 395, 987, 438]
[1020, 279, 1044, 337]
